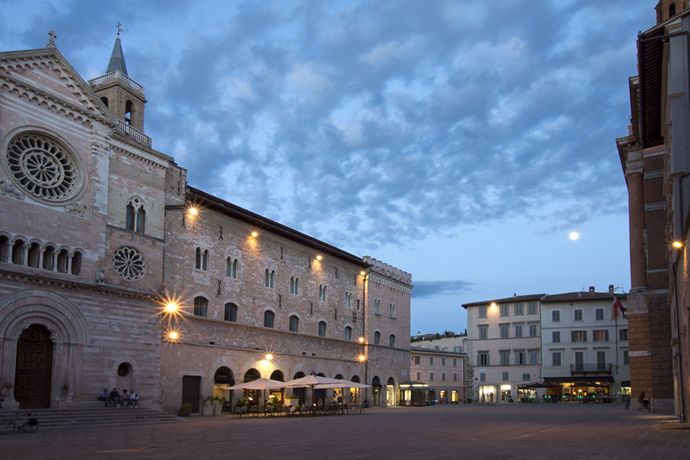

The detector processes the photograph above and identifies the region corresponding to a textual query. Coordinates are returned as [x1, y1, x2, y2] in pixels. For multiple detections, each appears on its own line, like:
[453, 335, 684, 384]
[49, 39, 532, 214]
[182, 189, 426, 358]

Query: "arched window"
[290, 276, 299, 294]
[345, 326, 352, 341]
[265, 269, 275, 288]
[318, 321, 327, 337]
[319, 285, 327, 302]
[389, 334, 396, 347]
[100, 96, 109, 107]
[193, 296, 208, 317]
[374, 299, 380, 314]
[57, 248, 69, 273]
[374, 331, 381, 345]
[12, 239, 25, 265]
[195, 248, 208, 271]
[0, 235, 9, 262]
[289, 315, 299, 332]
[125, 197, 145, 234]
[224, 303, 238, 322]
[264, 310, 275, 328]
[226, 257, 237, 278]
[670, 3, 677, 16]
[125, 99, 134, 125]
[27, 242, 40, 268]
[71, 251, 82, 275]
[42, 246, 55, 270]
[389, 303, 395, 318]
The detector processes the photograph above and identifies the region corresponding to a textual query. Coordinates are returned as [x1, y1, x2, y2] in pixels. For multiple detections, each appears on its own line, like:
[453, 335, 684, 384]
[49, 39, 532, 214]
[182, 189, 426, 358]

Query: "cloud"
[412, 280, 473, 299]
[0, 0, 655, 258]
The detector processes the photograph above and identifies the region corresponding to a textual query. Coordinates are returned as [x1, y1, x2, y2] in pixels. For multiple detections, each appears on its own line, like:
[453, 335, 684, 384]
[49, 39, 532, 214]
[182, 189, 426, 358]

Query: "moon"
[569, 231, 580, 241]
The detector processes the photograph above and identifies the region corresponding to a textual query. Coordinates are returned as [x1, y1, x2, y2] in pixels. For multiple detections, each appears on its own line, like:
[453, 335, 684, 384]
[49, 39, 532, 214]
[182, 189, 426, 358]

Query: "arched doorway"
[386, 377, 396, 406]
[350, 375, 361, 405]
[15, 324, 53, 409]
[243, 368, 261, 406]
[292, 371, 306, 404]
[269, 370, 285, 403]
[214, 367, 234, 412]
[371, 376, 381, 406]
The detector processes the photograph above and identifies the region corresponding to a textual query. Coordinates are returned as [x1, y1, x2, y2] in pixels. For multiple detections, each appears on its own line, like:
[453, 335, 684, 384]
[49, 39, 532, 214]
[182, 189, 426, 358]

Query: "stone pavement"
[1, 403, 689, 459]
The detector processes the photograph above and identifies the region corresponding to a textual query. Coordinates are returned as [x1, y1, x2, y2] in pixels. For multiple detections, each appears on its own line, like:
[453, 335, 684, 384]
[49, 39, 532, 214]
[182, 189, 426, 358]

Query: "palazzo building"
[463, 289, 629, 402]
[0, 34, 412, 413]
[617, 0, 690, 418]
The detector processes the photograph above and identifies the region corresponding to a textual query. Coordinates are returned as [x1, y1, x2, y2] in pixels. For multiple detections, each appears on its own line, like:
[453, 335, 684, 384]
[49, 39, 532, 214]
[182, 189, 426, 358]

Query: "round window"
[5, 133, 82, 203]
[117, 362, 131, 377]
[112, 247, 146, 280]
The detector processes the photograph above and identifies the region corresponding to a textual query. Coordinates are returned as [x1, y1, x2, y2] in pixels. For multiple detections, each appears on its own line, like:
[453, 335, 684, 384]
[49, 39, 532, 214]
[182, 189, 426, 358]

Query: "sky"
[0, 0, 658, 336]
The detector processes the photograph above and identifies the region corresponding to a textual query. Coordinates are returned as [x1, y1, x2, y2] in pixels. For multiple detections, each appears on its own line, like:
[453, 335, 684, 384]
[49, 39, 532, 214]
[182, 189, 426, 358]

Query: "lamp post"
[359, 336, 368, 407]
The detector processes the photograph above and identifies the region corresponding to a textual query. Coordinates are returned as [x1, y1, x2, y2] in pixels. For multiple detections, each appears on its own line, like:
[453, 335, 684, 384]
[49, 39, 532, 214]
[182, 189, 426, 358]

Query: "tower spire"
[106, 23, 128, 75]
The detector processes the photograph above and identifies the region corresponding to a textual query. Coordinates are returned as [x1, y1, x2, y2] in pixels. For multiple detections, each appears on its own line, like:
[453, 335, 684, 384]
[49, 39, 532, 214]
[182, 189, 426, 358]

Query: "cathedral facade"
[0, 35, 411, 413]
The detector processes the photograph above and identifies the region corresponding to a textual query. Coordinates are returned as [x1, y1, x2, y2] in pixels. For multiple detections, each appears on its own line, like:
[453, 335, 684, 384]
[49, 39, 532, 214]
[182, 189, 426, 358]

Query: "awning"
[517, 381, 560, 389]
[543, 376, 615, 385]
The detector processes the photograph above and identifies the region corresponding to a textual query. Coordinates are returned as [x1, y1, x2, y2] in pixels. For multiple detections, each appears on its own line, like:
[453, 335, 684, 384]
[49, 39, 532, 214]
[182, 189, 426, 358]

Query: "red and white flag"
[612, 296, 626, 320]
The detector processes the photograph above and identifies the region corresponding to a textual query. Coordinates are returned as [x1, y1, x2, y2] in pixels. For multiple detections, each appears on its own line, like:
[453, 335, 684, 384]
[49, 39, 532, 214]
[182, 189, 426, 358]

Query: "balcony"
[88, 71, 145, 97]
[116, 120, 152, 147]
[570, 363, 612, 375]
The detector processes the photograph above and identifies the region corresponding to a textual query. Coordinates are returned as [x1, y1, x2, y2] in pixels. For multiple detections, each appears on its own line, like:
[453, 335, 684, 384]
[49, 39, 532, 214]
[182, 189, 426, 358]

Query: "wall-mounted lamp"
[251, 231, 259, 238]
[672, 241, 683, 249]
[316, 255, 323, 261]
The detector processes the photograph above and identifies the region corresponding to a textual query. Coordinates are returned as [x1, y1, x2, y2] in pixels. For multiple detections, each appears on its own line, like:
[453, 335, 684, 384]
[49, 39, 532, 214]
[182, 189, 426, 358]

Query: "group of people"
[98, 388, 138, 407]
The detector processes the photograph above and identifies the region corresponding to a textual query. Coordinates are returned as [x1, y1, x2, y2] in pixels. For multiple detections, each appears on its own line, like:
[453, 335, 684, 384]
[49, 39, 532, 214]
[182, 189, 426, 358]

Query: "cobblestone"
[1, 403, 689, 459]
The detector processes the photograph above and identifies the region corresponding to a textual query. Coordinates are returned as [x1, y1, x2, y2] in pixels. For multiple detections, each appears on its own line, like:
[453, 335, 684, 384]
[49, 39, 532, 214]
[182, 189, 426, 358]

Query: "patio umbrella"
[284, 375, 344, 387]
[221, 378, 286, 391]
[222, 378, 286, 408]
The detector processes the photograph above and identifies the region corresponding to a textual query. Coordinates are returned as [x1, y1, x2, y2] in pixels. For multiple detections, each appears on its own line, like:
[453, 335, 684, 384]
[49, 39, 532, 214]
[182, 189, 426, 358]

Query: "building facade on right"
[617, 1, 690, 418]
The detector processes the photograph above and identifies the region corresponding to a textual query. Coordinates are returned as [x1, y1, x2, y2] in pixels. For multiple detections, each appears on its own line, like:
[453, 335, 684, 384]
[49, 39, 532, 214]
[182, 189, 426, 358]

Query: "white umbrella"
[284, 375, 344, 387]
[221, 378, 286, 391]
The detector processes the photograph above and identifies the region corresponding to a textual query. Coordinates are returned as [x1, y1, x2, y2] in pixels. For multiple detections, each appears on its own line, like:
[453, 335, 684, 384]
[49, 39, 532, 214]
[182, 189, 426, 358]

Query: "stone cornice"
[0, 267, 156, 301]
[0, 71, 109, 129]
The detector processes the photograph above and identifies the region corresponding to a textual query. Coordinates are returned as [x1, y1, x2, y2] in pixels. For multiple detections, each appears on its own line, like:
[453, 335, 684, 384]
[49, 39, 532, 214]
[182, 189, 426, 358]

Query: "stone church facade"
[0, 35, 411, 413]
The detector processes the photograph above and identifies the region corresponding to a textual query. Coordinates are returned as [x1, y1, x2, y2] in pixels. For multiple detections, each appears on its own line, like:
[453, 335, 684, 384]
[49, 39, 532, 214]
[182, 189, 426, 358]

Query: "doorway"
[14, 324, 53, 409]
[182, 376, 201, 413]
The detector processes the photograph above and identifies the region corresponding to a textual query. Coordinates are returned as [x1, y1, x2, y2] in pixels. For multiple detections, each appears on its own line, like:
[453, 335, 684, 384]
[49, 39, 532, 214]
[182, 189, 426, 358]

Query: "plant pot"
[202, 401, 213, 416]
[212, 400, 222, 415]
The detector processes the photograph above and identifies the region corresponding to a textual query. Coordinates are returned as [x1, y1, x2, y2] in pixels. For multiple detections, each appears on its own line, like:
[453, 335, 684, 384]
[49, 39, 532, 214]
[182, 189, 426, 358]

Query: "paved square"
[1, 404, 689, 459]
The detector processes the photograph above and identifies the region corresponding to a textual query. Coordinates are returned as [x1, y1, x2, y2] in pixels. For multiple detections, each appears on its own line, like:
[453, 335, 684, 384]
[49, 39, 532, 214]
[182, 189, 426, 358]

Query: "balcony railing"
[116, 120, 151, 147]
[88, 71, 145, 97]
[570, 363, 612, 375]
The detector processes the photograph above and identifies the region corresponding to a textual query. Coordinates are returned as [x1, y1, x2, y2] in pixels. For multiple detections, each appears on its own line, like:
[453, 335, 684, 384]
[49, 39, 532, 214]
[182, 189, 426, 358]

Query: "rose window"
[112, 247, 145, 280]
[5, 134, 81, 202]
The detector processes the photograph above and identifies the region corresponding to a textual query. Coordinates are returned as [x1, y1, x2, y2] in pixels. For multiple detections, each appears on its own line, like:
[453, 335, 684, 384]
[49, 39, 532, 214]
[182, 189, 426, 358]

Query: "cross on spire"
[46, 30, 57, 48]
[117, 22, 122, 37]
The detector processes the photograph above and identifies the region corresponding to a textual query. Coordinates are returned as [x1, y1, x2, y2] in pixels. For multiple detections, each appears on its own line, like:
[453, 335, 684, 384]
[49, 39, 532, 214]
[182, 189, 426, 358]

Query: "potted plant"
[286, 394, 300, 407]
[178, 402, 192, 417]
[202, 396, 214, 416]
[212, 396, 223, 415]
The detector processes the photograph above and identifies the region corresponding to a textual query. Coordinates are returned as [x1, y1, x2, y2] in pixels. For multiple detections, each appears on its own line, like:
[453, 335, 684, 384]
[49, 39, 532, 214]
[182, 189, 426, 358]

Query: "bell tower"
[655, 1, 689, 24]
[89, 26, 147, 134]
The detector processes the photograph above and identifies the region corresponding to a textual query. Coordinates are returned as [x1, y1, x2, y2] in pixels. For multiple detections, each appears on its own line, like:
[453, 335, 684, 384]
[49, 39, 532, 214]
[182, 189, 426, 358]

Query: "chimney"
[589, 286, 595, 296]
[608, 285, 614, 294]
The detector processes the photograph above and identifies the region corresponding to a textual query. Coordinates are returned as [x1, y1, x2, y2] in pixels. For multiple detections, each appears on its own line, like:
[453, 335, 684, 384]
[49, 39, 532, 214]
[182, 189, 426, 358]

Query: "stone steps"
[0, 407, 188, 430]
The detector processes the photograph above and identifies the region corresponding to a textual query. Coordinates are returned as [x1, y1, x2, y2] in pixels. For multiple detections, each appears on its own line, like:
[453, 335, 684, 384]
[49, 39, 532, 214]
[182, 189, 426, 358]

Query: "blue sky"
[0, 0, 657, 335]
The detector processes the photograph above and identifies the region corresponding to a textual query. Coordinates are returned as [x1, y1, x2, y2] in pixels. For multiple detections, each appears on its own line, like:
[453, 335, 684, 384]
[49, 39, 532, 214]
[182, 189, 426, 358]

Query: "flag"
[612, 296, 626, 320]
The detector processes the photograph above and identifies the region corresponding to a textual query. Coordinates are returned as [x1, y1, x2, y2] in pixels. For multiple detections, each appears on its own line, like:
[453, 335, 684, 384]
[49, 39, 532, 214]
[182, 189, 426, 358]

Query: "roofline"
[462, 291, 627, 308]
[462, 294, 546, 309]
[184, 186, 368, 267]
